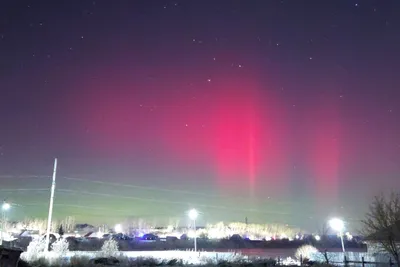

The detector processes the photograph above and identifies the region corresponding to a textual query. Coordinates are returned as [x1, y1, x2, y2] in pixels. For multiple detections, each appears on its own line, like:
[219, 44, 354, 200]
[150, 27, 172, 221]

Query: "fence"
[274, 253, 397, 267]
[342, 255, 395, 266]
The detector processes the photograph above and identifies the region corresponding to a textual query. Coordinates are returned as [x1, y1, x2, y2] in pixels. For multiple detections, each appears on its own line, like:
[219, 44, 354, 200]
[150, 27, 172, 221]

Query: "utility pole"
[1, 201, 5, 246]
[245, 217, 248, 238]
[1, 201, 10, 246]
[45, 158, 57, 252]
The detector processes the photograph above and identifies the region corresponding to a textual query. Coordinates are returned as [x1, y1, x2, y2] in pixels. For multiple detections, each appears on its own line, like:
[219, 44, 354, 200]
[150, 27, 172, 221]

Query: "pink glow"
[307, 97, 341, 203]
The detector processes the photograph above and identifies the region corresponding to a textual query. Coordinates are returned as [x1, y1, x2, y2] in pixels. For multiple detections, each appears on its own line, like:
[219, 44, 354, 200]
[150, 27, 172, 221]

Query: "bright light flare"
[329, 218, 344, 232]
[187, 230, 196, 238]
[188, 209, 198, 220]
[114, 224, 123, 233]
[314, 235, 321, 241]
[208, 229, 227, 239]
[346, 232, 353, 240]
[96, 231, 103, 238]
[2, 202, 10, 211]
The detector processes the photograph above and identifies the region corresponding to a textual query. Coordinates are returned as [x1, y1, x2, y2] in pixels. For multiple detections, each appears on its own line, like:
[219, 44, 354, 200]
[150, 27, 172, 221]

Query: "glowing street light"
[329, 218, 345, 253]
[188, 209, 198, 252]
[2, 202, 10, 211]
[114, 224, 123, 233]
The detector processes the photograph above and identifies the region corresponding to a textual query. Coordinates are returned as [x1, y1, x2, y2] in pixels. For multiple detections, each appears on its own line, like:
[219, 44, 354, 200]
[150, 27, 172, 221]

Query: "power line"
[0, 175, 318, 211]
[60, 176, 292, 206]
[0, 174, 306, 207]
[56, 188, 292, 216]
[0, 187, 317, 221]
[0, 188, 49, 192]
[2, 187, 294, 217]
[21, 202, 136, 213]
[61, 176, 229, 199]
[16, 202, 181, 218]
[0, 175, 51, 179]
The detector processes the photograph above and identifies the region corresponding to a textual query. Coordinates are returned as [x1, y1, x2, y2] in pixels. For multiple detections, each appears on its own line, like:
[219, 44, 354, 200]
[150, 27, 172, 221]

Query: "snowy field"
[63, 250, 391, 265]
[64, 250, 244, 265]
[25, 249, 387, 266]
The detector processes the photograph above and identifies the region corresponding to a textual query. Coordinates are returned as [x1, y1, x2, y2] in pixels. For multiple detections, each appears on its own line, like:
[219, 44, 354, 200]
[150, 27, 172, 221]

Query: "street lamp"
[114, 224, 123, 233]
[2, 203, 10, 211]
[188, 209, 198, 252]
[329, 218, 345, 253]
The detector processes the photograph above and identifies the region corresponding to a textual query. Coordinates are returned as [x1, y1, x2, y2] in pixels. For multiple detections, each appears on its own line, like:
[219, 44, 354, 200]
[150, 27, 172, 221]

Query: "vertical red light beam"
[248, 118, 256, 195]
[212, 74, 263, 194]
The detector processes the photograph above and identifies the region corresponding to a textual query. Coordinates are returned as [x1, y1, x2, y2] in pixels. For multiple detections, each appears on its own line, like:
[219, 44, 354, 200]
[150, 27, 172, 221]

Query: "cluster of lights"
[207, 228, 227, 239]
[345, 232, 353, 240]
[107, 212, 348, 255]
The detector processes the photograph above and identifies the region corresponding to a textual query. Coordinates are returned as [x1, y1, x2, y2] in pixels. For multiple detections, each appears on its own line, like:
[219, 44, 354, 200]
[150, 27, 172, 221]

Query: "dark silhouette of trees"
[361, 193, 400, 267]
[58, 225, 64, 237]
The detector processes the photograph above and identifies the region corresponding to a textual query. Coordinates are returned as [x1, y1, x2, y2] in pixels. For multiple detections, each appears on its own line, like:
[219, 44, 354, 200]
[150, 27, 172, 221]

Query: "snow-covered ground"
[65, 250, 244, 265]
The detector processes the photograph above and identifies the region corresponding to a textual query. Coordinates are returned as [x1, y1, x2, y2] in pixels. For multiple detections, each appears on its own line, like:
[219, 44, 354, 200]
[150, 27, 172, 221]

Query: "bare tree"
[361, 193, 400, 267]
[318, 221, 329, 237]
[62, 216, 75, 233]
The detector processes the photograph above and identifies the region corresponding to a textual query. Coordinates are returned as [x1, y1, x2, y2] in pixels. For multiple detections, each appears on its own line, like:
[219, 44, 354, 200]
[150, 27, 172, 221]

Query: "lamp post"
[329, 218, 345, 253]
[188, 209, 198, 252]
[1, 201, 11, 245]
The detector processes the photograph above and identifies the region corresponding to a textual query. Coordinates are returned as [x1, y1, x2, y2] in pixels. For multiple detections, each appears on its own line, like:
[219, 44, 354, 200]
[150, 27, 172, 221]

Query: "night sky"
[1, 0, 400, 232]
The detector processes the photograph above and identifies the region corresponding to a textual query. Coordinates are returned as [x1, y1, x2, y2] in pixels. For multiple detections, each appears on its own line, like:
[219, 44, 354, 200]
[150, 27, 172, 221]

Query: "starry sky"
[1, 0, 400, 232]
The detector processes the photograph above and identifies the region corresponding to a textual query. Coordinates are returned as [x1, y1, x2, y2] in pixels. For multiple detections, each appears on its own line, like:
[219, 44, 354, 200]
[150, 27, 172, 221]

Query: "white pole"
[45, 158, 57, 252]
[193, 218, 197, 252]
[340, 231, 346, 253]
[1, 206, 4, 245]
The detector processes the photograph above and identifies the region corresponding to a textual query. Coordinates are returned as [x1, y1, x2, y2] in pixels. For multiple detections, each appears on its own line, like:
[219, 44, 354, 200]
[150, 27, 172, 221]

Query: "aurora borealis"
[1, 1, 400, 231]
